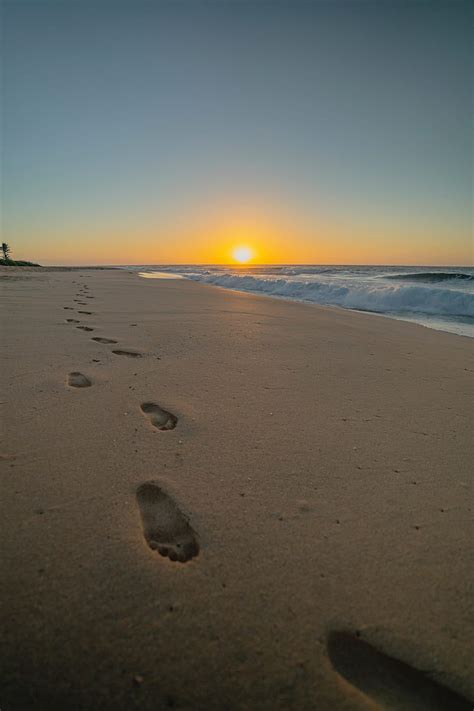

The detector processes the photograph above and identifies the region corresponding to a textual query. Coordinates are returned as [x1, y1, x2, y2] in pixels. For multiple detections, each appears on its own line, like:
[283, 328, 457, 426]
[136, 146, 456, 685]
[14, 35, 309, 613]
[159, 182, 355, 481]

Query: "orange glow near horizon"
[7, 199, 473, 267]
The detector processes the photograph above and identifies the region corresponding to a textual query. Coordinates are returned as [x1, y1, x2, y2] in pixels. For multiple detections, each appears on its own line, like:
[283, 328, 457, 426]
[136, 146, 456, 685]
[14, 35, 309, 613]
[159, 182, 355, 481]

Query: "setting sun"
[232, 246, 254, 264]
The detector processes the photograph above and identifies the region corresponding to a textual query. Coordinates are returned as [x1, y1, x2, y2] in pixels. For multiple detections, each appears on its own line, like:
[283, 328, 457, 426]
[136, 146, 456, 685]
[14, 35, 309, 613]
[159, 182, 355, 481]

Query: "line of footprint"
[62, 281, 471, 710]
[64, 282, 199, 566]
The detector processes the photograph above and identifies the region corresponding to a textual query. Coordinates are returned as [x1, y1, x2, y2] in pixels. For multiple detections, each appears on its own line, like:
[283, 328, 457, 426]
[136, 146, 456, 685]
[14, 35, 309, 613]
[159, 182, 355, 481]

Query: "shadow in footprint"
[92, 336, 117, 344]
[77, 326, 94, 332]
[327, 631, 471, 711]
[63, 307, 74, 310]
[141, 402, 178, 431]
[66, 319, 80, 323]
[78, 311, 93, 315]
[68, 372, 91, 388]
[136, 481, 199, 563]
[112, 349, 142, 358]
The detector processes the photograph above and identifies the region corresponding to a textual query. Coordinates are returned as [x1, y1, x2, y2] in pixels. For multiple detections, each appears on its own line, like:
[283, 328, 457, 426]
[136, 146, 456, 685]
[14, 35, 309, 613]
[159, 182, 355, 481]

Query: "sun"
[232, 246, 253, 264]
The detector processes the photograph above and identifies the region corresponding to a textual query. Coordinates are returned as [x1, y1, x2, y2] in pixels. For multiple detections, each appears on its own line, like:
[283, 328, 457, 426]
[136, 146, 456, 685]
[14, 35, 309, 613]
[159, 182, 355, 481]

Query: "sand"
[1, 267, 473, 710]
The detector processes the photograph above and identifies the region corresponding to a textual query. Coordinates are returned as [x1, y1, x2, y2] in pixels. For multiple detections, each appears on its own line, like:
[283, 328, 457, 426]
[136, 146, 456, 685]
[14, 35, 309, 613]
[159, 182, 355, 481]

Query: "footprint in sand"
[112, 349, 142, 358]
[67, 372, 91, 388]
[92, 337, 117, 344]
[63, 307, 74, 310]
[140, 402, 178, 431]
[77, 326, 94, 332]
[327, 631, 471, 711]
[78, 311, 93, 315]
[136, 482, 199, 563]
[66, 319, 80, 323]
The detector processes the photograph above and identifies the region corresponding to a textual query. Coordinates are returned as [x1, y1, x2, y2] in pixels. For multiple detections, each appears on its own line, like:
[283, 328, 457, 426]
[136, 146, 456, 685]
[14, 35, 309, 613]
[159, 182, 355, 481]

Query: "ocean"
[129, 265, 474, 338]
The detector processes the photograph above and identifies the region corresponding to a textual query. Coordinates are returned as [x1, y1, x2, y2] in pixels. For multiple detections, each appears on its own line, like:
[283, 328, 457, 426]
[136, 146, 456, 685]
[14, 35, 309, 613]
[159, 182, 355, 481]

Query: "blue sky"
[2, 0, 472, 264]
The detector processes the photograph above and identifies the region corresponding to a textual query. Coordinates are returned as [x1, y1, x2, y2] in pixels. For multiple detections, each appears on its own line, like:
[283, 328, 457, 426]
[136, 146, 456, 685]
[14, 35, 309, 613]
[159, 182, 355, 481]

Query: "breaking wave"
[186, 272, 474, 318]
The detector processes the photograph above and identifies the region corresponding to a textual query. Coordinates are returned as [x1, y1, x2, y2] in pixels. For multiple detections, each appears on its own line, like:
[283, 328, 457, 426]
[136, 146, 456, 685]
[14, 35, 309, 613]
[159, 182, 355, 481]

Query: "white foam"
[187, 273, 474, 318]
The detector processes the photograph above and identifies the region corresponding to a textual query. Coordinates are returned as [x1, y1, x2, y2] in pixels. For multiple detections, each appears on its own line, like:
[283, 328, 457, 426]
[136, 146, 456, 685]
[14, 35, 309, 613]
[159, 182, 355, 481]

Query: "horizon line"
[37, 262, 474, 268]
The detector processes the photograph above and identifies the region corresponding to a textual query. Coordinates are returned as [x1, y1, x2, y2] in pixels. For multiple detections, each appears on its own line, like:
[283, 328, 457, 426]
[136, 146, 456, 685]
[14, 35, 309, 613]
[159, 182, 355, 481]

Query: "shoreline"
[1, 268, 473, 710]
[3, 262, 472, 339]
[134, 266, 474, 340]
[0, 265, 119, 272]
[176, 278, 474, 341]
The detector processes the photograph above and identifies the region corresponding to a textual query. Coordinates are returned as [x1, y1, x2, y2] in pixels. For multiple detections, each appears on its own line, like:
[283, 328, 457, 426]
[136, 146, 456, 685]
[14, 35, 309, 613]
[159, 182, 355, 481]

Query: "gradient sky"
[2, 0, 472, 265]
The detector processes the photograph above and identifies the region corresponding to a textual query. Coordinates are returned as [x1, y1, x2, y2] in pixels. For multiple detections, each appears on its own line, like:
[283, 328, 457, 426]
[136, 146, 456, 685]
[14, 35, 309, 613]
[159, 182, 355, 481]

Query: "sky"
[2, 0, 472, 266]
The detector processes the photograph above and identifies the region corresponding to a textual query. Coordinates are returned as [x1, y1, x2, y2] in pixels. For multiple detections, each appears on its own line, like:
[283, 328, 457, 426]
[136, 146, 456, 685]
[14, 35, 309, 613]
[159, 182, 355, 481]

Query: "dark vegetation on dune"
[0, 259, 41, 266]
[1, 242, 40, 266]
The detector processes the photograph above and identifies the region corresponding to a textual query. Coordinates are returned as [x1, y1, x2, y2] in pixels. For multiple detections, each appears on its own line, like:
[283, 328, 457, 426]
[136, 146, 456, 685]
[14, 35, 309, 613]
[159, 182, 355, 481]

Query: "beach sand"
[1, 267, 473, 710]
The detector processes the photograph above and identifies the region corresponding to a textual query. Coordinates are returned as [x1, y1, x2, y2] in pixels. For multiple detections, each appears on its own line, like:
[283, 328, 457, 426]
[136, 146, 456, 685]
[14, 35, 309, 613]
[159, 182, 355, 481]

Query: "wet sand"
[1, 267, 473, 710]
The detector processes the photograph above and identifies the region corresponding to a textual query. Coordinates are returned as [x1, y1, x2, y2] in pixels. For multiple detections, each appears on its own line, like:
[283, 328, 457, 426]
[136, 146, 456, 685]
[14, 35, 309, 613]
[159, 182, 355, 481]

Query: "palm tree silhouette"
[2, 242, 11, 261]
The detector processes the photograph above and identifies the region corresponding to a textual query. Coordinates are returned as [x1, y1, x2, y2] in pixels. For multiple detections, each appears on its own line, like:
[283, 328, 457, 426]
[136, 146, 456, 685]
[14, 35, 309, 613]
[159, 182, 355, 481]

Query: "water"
[128, 264, 474, 338]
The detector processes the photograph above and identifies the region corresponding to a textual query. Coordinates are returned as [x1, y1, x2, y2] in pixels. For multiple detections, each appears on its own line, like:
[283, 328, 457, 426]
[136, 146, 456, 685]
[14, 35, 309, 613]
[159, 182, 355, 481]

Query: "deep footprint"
[136, 481, 199, 563]
[140, 402, 178, 430]
[327, 631, 471, 711]
[77, 326, 94, 332]
[66, 319, 80, 323]
[92, 337, 117, 344]
[112, 349, 142, 358]
[78, 311, 93, 315]
[67, 372, 91, 388]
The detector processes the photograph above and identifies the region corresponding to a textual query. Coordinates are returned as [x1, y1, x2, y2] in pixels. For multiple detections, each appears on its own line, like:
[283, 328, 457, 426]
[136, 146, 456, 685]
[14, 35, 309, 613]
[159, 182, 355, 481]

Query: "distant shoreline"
[0, 264, 119, 272]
